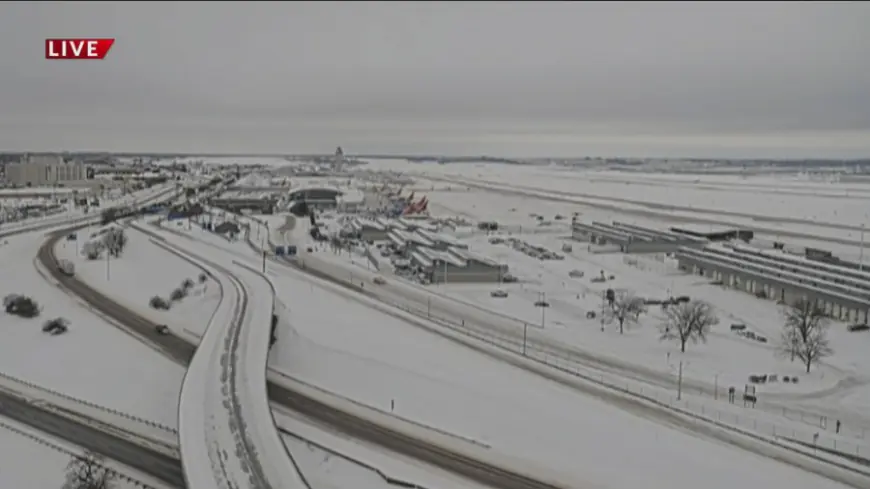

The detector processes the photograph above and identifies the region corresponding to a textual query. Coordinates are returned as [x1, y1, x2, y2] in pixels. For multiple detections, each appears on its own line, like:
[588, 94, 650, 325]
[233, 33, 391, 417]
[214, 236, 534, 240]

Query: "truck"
[57, 259, 75, 277]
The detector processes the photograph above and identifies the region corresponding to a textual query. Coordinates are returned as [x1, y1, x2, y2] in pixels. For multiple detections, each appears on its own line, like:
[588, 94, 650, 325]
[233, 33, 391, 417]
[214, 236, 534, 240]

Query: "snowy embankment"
[0, 411, 174, 489]
[54, 224, 221, 342]
[0, 230, 184, 431]
[166, 238, 307, 489]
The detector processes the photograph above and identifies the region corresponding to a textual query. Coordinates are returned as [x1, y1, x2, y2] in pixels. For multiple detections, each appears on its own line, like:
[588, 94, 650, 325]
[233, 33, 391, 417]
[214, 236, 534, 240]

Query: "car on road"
[155, 324, 170, 335]
[534, 300, 550, 308]
[490, 289, 508, 298]
[373, 276, 387, 285]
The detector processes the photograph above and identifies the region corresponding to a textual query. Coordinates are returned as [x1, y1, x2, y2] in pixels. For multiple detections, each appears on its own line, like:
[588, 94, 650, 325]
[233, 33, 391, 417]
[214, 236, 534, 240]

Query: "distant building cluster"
[3, 154, 90, 187]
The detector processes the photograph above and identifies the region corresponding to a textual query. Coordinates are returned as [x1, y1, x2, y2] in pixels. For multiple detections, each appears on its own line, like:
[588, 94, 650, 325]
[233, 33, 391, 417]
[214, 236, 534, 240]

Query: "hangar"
[675, 243, 870, 324]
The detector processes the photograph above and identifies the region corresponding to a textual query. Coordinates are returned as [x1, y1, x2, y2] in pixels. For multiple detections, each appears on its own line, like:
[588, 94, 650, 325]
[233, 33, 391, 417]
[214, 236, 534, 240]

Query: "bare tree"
[659, 300, 718, 352]
[777, 298, 833, 373]
[63, 451, 116, 489]
[601, 290, 646, 334]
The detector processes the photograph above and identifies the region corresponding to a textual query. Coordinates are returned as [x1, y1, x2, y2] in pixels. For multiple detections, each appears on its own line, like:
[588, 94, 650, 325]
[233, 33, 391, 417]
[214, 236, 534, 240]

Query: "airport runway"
[424, 175, 870, 246]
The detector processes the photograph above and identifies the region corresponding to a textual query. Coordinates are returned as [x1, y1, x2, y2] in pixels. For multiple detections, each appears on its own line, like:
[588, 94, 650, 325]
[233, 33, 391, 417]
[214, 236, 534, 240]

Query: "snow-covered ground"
[277, 409, 489, 489]
[146, 216, 868, 487]
[53, 223, 222, 341]
[0, 416, 170, 489]
[362, 160, 870, 228]
[274, 215, 870, 451]
[264, 261, 860, 489]
[0, 229, 184, 428]
[355, 160, 870, 262]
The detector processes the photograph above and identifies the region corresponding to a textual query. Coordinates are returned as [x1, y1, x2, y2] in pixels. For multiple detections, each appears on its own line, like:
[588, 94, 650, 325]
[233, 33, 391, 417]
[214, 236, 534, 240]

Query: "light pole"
[539, 291, 547, 329]
[714, 372, 720, 401]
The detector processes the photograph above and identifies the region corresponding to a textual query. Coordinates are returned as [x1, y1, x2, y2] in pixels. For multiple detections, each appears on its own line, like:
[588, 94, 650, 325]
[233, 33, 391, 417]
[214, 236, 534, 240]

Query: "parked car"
[491, 289, 509, 298]
[534, 300, 550, 308]
[155, 324, 170, 335]
[373, 276, 387, 285]
[568, 269, 584, 278]
[675, 295, 691, 303]
[730, 323, 747, 331]
[847, 323, 870, 332]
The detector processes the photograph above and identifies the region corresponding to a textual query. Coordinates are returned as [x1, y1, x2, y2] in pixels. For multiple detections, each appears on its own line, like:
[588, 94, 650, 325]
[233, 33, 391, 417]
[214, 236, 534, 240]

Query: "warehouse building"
[572, 220, 705, 253]
[675, 243, 870, 324]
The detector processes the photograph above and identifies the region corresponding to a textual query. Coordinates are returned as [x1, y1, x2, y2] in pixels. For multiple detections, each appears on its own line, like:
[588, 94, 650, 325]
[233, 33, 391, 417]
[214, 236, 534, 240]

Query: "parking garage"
[676, 243, 870, 324]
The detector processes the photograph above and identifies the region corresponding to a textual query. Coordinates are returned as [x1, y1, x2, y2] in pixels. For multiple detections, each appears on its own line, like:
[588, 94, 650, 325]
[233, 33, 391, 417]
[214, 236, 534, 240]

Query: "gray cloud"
[1, 1, 868, 157]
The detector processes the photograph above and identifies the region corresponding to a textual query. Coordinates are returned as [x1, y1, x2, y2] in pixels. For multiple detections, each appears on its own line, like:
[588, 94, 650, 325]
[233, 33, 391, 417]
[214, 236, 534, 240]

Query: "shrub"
[169, 288, 186, 301]
[181, 278, 194, 290]
[149, 296, 171, 310]
[5, 295, 41, 318]
[198, 273, 208, 283]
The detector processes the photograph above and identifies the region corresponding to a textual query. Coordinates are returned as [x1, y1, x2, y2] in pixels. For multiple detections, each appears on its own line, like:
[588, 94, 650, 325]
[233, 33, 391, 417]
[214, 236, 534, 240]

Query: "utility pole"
[860, 223, 865, 272]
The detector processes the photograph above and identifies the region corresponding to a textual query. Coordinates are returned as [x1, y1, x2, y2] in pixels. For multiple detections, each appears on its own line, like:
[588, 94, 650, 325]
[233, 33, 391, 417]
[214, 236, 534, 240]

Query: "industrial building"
[208, 191, 276, 214]
[675, 243, 870, 324]
[4, 154, 89, 187]
[571, 220, 706, 253]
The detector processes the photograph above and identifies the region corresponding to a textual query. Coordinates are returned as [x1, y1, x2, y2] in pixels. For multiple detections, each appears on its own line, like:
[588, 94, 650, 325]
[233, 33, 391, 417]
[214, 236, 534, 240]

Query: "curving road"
[39, 225, 571, 489]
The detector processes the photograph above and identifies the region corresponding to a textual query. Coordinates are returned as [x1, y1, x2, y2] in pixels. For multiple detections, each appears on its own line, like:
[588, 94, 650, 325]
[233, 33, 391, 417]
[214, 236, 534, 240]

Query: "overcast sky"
[1, 1, 869, 158]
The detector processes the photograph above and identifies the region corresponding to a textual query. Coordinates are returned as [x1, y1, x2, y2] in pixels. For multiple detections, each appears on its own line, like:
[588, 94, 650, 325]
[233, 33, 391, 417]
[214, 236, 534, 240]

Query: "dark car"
[534, 300, 550, 308]
[155, 324, 170, 335]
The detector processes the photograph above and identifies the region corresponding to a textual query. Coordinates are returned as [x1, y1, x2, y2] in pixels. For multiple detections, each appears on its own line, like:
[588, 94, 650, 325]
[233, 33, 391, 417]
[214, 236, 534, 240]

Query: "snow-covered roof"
[678, 246, 870, 303]
[448, 246, 503, 268]
[727, 242, 870, 285]
[410, 251, 433, 268]
[388, 231, 406, 247]
[393, 229, 434, 248]
[707, 243, 870, 295]
[417, 247, 466, 267]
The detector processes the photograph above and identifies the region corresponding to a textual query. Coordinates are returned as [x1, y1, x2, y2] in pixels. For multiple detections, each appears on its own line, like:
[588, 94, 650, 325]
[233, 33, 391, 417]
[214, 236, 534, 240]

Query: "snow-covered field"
[0, 230, 184, 428]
